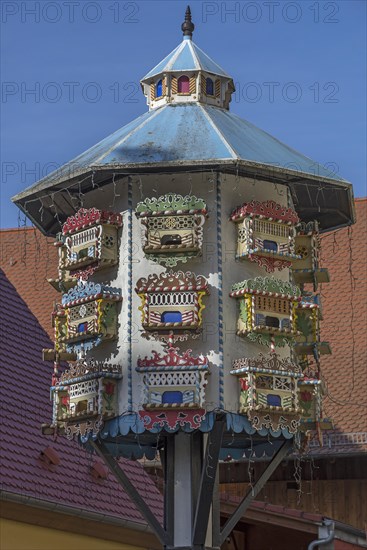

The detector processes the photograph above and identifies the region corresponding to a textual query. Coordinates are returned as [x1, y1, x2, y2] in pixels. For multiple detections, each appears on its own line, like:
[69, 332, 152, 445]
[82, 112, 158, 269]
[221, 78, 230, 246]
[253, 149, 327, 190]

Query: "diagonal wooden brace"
[219, 438, 293, 545]
[91, 439, 169, 546]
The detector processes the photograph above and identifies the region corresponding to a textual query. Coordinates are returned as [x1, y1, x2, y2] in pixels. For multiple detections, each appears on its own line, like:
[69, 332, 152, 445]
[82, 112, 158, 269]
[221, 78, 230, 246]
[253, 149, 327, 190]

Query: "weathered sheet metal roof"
[13, 103, 349, 187]
[13, 102, 354, 236]
[142, 37, 231, 80]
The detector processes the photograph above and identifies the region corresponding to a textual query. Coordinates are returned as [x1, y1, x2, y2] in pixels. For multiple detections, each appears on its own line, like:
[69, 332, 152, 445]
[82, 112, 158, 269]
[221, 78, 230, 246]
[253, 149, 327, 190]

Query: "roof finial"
[181, 5, 194, 39]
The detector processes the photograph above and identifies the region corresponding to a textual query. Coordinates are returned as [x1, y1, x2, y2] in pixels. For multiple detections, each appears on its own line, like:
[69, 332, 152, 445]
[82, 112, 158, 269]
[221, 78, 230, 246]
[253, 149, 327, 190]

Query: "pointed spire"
[181, 5, 194, 39]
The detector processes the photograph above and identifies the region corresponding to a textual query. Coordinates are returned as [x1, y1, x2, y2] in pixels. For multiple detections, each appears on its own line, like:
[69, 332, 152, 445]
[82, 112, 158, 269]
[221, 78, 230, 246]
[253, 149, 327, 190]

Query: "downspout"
[308, 519, 335, 550]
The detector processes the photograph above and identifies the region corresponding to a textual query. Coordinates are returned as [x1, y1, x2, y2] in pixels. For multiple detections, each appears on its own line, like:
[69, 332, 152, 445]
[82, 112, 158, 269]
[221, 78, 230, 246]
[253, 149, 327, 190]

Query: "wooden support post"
[219, 438, 293, 545]
[91, 439, 169, 546]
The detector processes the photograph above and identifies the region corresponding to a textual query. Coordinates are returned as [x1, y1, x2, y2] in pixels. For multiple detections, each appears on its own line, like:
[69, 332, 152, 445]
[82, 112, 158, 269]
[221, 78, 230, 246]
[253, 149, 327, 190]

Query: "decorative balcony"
[52, 360, 122, 439]
[136, 346, 209, 410]
[292, 220, 330, 288]
[230, 200, 301, 272]
[230, 353, 303, 433]
[230, 277, 301, 347]
[295, 293, 331, 359]
[136, 271, 209, 338]
[59, 207, 122, 279]
[55, 280, 122, 354]
[136, 193, 207, 266]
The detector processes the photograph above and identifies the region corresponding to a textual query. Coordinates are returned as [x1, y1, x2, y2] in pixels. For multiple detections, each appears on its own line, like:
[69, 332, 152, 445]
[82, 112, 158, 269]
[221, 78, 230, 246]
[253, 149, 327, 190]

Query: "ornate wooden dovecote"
[52, 360, 122, 439]
[47, 234, 76, 291]
[58, 280, 121, 353]
[230, 277, 301, 347]
[136, 271, 209, 337]
[230, 353, 303, 433]
[298, 377, 333, 434]
[135, 193, 207, 266]
[60, 207, 122, 278]
[292, 220, 330, 288]
[136, 346, 209, 410]
[295, 293, 331, 359]
[230, 200, 300, 272]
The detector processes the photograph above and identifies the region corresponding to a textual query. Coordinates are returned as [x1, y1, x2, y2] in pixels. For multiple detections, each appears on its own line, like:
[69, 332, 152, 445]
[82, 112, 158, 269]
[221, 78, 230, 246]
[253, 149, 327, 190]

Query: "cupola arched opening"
[177, 75, 190, 94]
[206, 77, 214, 96]
[156, 79, 163, 98]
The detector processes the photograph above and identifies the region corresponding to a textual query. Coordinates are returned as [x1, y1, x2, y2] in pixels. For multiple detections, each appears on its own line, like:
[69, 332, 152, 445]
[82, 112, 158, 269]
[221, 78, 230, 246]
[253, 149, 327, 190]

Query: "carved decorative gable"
[136, 194, 207, 266]
[230, 200, 300, 272]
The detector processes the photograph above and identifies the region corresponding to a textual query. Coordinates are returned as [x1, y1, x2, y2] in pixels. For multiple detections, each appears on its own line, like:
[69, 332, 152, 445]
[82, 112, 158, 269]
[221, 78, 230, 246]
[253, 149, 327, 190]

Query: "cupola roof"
[141, 36, 231, 81]
[12, 7, 355, 235]
[142, 6, 230, 81]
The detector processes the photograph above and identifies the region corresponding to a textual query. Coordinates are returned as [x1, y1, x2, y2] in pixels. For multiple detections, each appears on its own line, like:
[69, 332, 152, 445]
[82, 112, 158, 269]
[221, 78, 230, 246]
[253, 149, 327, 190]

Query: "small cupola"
[140, 6, 235, 110]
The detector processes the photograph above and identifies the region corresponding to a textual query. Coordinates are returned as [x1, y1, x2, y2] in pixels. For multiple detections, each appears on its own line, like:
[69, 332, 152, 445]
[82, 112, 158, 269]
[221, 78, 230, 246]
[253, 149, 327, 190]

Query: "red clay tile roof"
[314, 198, 367, 454]
[0, 228, 59, 338]
[221, 493, 323, 524]
[0, 269, 163, 525]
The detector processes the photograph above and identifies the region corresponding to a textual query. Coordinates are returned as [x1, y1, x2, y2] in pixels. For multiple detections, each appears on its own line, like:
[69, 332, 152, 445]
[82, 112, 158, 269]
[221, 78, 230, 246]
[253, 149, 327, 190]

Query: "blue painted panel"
[156, 79, 163, 97]
[77, 322, 88, 333]
[263, 239, 278, 251]
[206, 78, 214, 95]
[267, 394, 282, 407]
[161, 311, 182, 323]
[162, 391, 183, 404]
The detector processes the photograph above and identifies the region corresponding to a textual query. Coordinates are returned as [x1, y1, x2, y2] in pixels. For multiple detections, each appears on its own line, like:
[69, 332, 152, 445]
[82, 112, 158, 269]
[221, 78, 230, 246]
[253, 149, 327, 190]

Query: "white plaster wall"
[79, 171, 293, 416]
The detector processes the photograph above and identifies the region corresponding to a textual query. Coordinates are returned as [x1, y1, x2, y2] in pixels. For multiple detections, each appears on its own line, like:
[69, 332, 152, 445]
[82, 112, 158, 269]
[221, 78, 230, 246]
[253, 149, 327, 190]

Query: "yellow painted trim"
[291, 301, 298, 331]
[96, 298, 103, 332]
[246, 295, 252, 331]
[197, 291, 206, 326]
[137, 293, 146, 324]
[0, 518, 143, 550]
[171, 77, 177, 94]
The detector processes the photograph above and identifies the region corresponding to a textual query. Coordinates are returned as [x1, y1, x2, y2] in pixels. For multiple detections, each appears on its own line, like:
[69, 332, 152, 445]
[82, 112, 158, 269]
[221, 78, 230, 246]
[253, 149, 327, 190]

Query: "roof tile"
[0, 267, 163, 524]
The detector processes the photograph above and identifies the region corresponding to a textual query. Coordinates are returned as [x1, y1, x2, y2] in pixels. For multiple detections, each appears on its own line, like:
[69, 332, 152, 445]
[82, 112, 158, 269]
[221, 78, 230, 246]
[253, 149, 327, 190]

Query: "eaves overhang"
[12, 158, 355, 237]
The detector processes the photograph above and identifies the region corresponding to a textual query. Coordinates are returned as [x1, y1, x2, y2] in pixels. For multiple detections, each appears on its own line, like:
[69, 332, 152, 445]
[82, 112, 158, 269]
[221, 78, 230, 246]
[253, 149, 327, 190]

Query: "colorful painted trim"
[230, 276, 301, 299]
[247, 255, 292, 273]
[216, 176, 224, 408]
[297, 220, 320, 235]
[137, 346, 207, 368]
[62, 207, 122, 235]
[127, 176, 133, 411]
[230, 200, 299, 224]
[135, 193, 207, 216]
[94, 410, 295, 443]
[62, 280, 121, 306]
[59, 361, 123, 385]
[136, 270, 209, 293]
[231, 352, 302, 375]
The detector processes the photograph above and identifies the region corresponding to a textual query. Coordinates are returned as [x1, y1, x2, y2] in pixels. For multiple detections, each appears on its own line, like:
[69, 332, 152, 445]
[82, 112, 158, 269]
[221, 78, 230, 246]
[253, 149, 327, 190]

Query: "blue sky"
[1, 0, 366, 228]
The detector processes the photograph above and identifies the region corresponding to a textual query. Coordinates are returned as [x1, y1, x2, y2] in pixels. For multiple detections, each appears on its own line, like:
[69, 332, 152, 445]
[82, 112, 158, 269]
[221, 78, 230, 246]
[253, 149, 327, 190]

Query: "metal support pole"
[219, 438, 293, 545]
[164, 436, 175, 547]
[91, 440, 169, 546]
[192, 419, 225, 548]
[173, 432, 194, 548]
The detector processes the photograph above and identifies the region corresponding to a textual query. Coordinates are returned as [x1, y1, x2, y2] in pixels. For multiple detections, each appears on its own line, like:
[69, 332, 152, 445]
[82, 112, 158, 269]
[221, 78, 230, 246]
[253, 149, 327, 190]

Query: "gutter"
[0, 490, 154, 535]
[308, 519, 335, 550]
